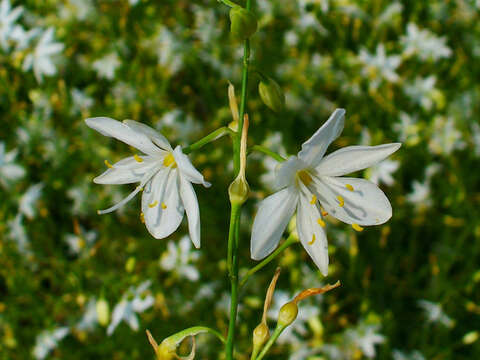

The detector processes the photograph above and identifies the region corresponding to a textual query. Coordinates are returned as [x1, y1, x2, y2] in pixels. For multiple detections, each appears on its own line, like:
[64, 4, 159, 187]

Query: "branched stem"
[239, 234, 298, 289]
[183, 126, 234, 154]
[254, 326, 285, 360]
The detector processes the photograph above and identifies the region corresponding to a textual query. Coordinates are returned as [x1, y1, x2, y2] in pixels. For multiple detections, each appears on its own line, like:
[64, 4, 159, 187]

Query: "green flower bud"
[96, 298, 110, 327]
[229, 7, 257, 41]
[253, 322, 270, 348]
[228, 175, 249, 205]
[258, 77, 285, 112]
[277, 301, 298, 328]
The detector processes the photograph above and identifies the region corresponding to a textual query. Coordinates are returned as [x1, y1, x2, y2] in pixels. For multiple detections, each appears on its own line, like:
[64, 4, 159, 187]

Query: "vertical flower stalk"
[225, 0, 254, 353]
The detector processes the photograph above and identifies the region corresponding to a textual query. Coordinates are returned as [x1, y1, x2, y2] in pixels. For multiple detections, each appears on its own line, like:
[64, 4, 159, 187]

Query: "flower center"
[163, 153, 177, 168]
[296, 170, 313, 186]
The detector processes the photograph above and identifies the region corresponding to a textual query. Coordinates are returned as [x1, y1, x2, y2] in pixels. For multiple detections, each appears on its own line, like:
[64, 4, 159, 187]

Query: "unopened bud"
[229, 7, 257, 41]
[277, 301, 298, 328]
[259, 77, 285, 112]
[96, 298, 110, 327]
[228, 175, 249, 205]
[253, 322, 270, 348]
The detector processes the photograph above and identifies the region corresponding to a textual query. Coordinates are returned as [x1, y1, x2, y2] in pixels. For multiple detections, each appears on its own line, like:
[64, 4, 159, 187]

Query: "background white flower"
[92, 53, 121, 80]
[160, 235, 200, 281]
[0, 0, 22, 51]
[32, 327, 69, 360]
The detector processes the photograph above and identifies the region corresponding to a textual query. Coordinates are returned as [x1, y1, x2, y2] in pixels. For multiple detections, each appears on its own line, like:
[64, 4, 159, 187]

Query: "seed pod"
[229, 7, 257, 41]
[277, 301, 298, 328]
[259, 77, 285, 112]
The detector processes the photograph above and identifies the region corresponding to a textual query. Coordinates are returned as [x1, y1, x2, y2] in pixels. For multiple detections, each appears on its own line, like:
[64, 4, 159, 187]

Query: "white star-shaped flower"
[85, 117, 210, 247]
[251, 109, 400, 275]
[0, 0, 23, 51]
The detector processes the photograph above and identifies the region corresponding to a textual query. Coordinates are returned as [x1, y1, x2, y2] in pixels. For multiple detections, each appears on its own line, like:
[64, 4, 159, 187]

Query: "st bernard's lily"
[251, 109, 401, 275]
[85, 117, 210, 248]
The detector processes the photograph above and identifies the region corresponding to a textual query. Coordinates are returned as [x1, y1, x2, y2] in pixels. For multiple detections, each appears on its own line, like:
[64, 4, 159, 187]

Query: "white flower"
[160, 235, 200, 281]
[345, 324, 385, 358]
[250, 109, 400, 275]
[407, 180, 431, 207]
[418, 300, 454, 328]
[0, 141, 25, 187]
[394, 112, 421, 146]
[71, 88, 94, 115]
[0, 0, 23, 51]
[22, 27, 64, 82]
[19, 183, 43, 219]
[401, 23, 452, 61]
[7, 213, 30, 255]
[428, 116, 466, 156]
[92, 52, 121, 80]
[358, 44, 401, 89]
[472, 122, 480, 156]
[107, 281, 154, 335]
[404, 76, 437, 111]
[85, 117, 210, 247]
[366, 159, 399, 186]
[32, 327, 69, 360]
[76, 298, 99, 332]
[393, 349, 426, 360]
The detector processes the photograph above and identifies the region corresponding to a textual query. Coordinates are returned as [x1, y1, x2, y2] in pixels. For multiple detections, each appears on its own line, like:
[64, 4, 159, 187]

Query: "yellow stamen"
[161, 202, 167, 209]
[133, 154, 143, 163]
[308, 234, 316, 245]
[163, 153, 177, 168]
[352, 223, 364, 232]
[140, 212, 145, 223]
[345, 184, 354, 191]
[297, 170, 313, 186]
[337, 195, 344, 207]
[317, 218, 326, 227]
[148, 200, 158, 208]
[321, 210, 328, 217]
[104, 160, 113, 168]
[310, 194, 317, 205]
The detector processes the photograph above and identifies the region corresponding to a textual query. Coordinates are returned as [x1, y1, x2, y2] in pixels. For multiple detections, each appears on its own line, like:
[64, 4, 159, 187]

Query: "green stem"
[225, 0, 253, 357]
[254, 325, 285, 360]
[225, 204, 241, 358]
[168, 326, 227, 344]
[249, 145, 286, 162]
[218, 0, 239, 8]
[182, 127, 233, 154]
[239, 234, 298, 289]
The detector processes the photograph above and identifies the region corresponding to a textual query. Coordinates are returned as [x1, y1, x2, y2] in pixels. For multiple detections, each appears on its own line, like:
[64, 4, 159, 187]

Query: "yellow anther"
[133, 154, 143, 163]
[352, 223, 364, 232]
[321, 210, 328, 217]
[317, 218, 326, 228]
[163, 153, 177, 168]
[345, 184, 354, 191]
[297, 170, 313, 186]
[308, 234, 316, 245]
[104, 160, 113, 168]
[337, 195, 345, 207]
[140, 212, 145, 223]
[161, 202, 167, 209]
[148, 200, 158, 208]
[310, 194, 317, 205]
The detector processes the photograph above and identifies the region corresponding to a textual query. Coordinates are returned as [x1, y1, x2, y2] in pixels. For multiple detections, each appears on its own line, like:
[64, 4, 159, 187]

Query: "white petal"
[251, 187, 298, 260]
[85, 117, 162, 155]
[298, 109, 346, 167]
[311, 176, 392, 226]
[274, 156, 307, 190]
[179, 176, 201, 248]
[125, 310, 139, 331]
[315, 143, 401, 176]
[296, 188, 329, 276]
[94, 156, 158, 184]
[142, 170, 184, 239]
[107, 301, 127, 336]
[173, 146, 211, 187]
[142, 169, 169, 236]
[132, 295, 154, 313]
[123, 120, 172, 151]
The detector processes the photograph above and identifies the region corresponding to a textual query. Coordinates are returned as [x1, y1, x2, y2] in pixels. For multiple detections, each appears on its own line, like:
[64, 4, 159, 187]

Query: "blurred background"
[1, 0, 480, 359]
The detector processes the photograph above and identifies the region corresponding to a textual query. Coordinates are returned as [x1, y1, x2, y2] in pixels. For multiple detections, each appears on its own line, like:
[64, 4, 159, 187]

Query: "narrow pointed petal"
[179, 176, 201, 248]
[123, 120, 172, 151]
[142, 170, 184, 239]
[274, 156, 307, 190]
[296, 188, 329, 275]
[85, 117, 162, 155]
[251, 187, 298, 260]
[298, 109, 345, 167]
[142, 169, 170, 237]
[93, 156, 158, 184]
[312, 176, 392, 226]
[315, 143, 401, 176]
[173, 146, 211, 187]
